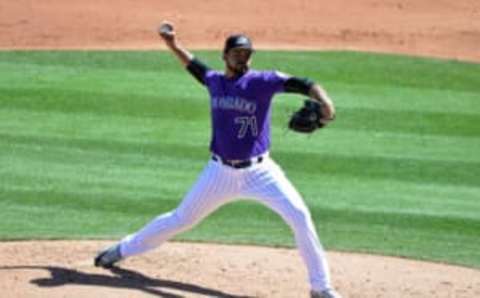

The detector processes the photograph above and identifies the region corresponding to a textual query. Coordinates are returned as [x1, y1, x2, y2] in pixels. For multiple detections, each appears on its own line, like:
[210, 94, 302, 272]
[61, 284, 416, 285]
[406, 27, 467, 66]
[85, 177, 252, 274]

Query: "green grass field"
[1, 50, 479, 269]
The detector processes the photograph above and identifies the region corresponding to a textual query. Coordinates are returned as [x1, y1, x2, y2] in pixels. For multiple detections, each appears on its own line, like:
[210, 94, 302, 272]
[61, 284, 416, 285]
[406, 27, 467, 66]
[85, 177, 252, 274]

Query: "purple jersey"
[203, 69, 289, 160]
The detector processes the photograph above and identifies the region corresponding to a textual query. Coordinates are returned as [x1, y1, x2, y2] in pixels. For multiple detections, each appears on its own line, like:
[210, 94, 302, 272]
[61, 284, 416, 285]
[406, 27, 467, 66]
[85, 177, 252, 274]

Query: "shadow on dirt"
[0, 265, 254, 298]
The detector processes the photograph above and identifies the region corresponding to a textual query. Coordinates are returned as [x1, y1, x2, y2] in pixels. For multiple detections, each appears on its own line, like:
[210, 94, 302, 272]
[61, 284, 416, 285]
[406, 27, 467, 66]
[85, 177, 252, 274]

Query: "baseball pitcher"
[95, 22, 340, 298]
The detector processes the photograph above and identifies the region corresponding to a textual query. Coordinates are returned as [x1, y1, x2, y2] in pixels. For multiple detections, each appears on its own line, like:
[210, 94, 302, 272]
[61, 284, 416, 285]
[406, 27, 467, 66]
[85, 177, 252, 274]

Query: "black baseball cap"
[223, 34, 254, 53]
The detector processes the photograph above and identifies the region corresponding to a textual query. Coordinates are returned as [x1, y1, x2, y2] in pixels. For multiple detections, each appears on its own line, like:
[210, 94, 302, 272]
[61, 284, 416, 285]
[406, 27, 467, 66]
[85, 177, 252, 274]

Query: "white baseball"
[159, 23, 173, 34]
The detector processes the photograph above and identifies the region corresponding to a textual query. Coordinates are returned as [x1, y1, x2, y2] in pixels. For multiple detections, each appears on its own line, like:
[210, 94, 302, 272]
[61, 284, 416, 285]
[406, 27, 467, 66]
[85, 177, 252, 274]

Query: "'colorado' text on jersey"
[203, 70, 289, 160]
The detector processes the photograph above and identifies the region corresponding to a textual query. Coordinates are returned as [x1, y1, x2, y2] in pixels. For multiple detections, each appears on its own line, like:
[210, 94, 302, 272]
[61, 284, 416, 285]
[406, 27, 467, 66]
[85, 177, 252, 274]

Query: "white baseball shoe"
[310, 289, 342, 298]
[94, 243, 123, 268]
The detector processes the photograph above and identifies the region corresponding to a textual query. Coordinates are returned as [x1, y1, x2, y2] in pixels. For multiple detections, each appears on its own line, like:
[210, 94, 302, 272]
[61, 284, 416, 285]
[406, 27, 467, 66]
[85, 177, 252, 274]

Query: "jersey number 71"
[234, 116, 258, 139]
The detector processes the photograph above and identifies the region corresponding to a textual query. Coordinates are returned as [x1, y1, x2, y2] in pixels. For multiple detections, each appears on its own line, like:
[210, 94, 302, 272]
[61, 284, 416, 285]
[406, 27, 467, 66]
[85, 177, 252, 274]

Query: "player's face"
[224, 48, 253, 75]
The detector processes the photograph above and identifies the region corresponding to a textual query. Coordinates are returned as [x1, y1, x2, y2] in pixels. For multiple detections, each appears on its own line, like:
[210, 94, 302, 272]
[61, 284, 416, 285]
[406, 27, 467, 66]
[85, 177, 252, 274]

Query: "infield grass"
[0, 50, 479, 268]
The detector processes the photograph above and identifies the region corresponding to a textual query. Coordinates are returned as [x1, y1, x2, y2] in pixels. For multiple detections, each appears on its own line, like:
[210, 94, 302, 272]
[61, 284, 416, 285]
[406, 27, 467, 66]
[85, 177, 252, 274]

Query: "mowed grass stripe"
[0, 189, 181, 216]
[276, 150, 480, 187]
[3, 86, 479, 140]
[3, 126, 478, 218]
[254, 51, 480, 92]
[4, 106, 479, 165]
[3, 129, 478, 188]
[335, 107, 480, 137]
[2, 50, 480, 91]
[330, 83, 480, 114]
[274, 130, 480, 163]
[0, 201, 155, 239]
[4, 136, 478, 218]
[0, 87, 208, 119]
[294, 177, 480, 220]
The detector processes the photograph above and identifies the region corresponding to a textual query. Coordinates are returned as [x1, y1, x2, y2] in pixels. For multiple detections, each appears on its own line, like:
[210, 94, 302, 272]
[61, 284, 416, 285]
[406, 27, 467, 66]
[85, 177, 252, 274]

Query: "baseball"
[159, 23, 173, 34]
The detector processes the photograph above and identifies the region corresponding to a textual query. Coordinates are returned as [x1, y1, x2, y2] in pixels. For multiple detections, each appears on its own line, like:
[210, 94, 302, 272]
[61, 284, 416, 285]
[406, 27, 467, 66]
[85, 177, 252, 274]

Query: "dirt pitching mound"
[1, 241, 479, 298]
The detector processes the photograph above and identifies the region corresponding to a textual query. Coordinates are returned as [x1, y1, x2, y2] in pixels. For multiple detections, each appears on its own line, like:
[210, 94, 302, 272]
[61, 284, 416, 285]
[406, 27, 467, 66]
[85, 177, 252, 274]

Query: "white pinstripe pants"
[119, 156, 332, 292]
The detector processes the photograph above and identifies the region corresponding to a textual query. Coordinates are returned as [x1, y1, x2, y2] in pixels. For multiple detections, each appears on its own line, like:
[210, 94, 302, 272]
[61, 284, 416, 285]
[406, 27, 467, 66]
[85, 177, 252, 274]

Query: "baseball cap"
[223, 34, 254, 53]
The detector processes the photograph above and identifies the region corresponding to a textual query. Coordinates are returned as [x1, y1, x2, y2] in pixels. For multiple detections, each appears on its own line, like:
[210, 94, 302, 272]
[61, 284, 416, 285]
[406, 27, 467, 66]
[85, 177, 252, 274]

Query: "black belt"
[212, 155, 264, 169]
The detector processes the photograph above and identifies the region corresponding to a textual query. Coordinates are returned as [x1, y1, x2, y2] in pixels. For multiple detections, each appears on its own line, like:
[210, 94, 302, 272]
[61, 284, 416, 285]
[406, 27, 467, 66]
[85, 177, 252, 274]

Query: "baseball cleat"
[310, 289, 342, 298]
[94, 243, 122, 268]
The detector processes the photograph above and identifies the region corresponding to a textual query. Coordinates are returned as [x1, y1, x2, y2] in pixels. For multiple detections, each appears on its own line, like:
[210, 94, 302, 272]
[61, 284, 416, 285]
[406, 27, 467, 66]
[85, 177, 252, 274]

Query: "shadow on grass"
[0, 265, 254, 298]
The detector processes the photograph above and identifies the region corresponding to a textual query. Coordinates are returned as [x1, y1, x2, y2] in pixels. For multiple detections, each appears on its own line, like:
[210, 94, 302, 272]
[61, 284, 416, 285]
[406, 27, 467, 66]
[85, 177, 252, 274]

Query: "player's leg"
[97, 160, 236, 266]
[242, 158, 334, 293]
[120, 159, 238, 257]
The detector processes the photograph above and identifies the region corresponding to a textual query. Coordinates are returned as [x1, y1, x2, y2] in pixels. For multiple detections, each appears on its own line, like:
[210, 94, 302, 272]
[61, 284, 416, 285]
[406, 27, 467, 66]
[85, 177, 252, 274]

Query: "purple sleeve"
[204, 70, 219, 87]
[263, 71, 291, 94]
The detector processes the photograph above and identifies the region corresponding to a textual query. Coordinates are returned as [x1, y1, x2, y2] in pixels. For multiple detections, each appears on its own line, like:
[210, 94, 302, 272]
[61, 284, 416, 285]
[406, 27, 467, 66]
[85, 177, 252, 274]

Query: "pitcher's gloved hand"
[288, 99, 332, 133]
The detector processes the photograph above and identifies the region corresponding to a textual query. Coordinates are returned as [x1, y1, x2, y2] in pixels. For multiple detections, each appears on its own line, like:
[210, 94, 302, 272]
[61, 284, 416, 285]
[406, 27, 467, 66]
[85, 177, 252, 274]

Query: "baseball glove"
[288, 99, 326, 133]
